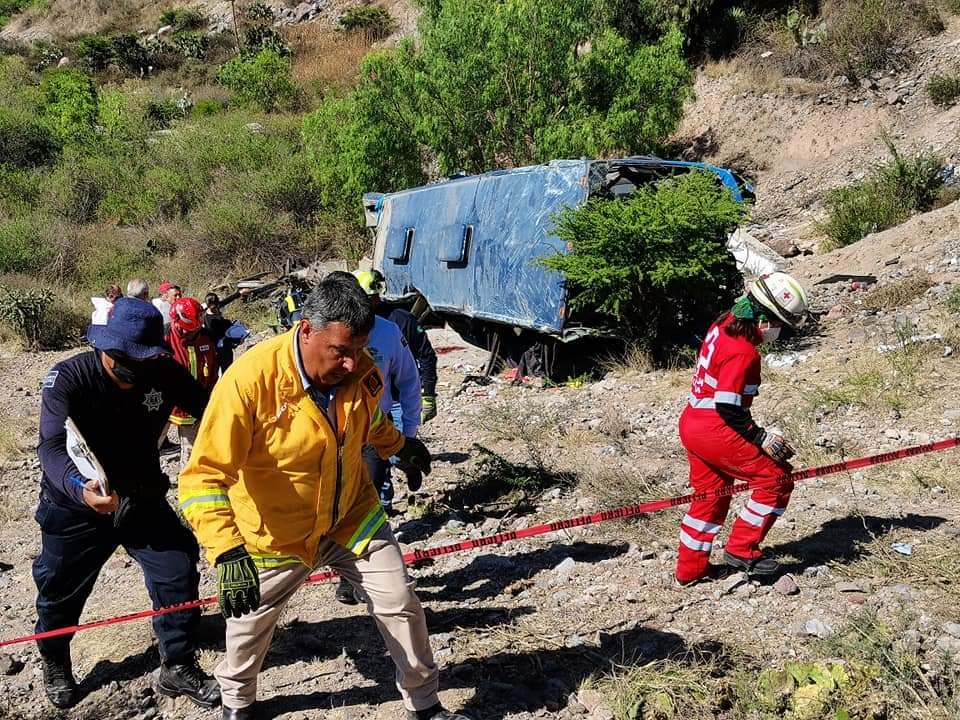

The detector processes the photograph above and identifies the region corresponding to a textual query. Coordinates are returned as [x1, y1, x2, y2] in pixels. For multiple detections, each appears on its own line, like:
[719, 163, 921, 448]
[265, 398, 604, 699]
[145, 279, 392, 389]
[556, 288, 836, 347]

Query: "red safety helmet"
[170, 296, 203, 334]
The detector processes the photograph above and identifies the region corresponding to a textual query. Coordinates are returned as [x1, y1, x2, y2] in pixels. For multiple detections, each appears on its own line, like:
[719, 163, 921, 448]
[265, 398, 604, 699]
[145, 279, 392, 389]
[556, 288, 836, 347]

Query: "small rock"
[567, 702, 589, 715]
[716, 571, 748, 597]
[638, 550, 657, 561]
[846, 592, 868, 605]
[565, 634, 585, 648]
[802, 565, 829, 578]
[805, 619, 833, 638]
[943, 622, 960, 639]
[836, 581, 866, 593]
[577, 688, 605, 713]
[936, 636, 960, 656]
[773, 574, 800, 596]
[0, 654, 24, 675]
[553, 557, 576, 574]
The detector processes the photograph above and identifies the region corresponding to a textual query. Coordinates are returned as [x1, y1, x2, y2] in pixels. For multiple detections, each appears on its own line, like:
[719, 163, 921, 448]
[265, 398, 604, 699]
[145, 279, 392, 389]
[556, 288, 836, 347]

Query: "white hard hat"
[748, 272, 809, 329]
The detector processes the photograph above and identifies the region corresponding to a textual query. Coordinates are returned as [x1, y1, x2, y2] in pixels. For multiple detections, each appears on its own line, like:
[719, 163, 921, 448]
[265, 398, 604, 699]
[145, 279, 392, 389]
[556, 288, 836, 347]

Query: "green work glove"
[216, 546, 261, 619]
[421, 395, 437, 423]
[396, 436, 432, 476]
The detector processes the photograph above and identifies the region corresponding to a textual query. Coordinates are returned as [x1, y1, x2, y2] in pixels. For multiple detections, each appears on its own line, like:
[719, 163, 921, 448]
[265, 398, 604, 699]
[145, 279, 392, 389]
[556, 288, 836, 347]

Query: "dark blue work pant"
[32, 492, 201, 664]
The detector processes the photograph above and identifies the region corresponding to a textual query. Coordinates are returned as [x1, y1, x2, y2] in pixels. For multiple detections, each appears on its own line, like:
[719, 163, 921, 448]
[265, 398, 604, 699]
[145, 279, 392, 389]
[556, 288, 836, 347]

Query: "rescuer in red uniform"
[675, 272, 810, 586]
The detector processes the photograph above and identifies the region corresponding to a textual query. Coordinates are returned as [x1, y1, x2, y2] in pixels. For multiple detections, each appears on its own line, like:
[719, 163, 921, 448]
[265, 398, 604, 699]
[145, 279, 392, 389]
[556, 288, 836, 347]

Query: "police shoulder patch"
[362, 369, 384, 397]
[41, 370, 59, 389]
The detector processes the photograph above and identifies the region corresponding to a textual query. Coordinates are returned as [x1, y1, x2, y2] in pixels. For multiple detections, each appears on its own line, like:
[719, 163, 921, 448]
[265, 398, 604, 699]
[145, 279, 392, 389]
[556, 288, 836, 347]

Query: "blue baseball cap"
[87, 298, 171, 359]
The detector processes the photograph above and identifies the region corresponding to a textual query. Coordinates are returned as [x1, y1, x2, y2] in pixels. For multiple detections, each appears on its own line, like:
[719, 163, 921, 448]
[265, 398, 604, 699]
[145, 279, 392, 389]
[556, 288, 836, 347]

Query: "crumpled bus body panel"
[369, 157, 752, 338]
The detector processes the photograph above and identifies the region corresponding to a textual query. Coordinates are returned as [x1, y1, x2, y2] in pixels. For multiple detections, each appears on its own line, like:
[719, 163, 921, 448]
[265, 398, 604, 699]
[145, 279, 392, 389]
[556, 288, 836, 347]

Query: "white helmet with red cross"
[748, 272, 809, 329]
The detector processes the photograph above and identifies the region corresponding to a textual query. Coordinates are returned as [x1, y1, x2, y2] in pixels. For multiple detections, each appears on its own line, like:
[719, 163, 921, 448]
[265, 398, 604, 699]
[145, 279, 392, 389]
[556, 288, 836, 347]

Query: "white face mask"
[760, 325, 782, 344]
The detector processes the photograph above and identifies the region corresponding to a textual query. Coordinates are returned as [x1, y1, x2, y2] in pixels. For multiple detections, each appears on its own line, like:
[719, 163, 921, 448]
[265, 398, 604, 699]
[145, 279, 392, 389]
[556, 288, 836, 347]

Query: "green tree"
[399, 0, 692, 174]
[542, 171, 746, 351]
[302, 51, 425, 217]
[39, 68, 98, 145]
[216, 48, 299, 112]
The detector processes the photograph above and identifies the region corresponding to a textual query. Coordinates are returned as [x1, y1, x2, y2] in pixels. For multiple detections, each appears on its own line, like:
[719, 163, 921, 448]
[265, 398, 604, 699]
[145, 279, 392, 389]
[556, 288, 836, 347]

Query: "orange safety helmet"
[170, 296, 204, 334]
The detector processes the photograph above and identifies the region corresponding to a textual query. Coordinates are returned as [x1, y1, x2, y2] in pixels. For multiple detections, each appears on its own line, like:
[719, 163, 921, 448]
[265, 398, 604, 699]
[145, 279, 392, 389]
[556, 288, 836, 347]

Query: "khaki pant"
[177, 424, 198, 469]
[217, 524, 439, 710]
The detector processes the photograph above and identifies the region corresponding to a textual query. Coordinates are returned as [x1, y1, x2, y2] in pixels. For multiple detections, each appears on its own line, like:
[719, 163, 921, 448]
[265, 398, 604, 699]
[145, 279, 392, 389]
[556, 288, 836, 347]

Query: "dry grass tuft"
[862, 274, 935, 311]
[282, 25, 376, 92]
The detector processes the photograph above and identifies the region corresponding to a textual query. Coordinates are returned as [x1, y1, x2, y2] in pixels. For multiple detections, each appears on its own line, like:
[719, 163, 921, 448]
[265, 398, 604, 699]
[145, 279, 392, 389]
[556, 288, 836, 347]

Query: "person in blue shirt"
[326, 270, 421, 604]
[33, 298, 220, 711]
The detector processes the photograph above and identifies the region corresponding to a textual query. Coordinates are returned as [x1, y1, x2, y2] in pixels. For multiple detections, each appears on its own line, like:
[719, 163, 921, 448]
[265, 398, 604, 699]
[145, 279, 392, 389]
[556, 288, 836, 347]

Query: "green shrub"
[0, 283, 51, 349]
[339, 6, 397, 39]
[145, 97, 183, 128]
[0, 0, 36, 27]
[111, 34, 150, 75]
[0, 217, 56, 274]
[948, 0, 960, 13]
[0, 107, 58, 167]
[217, 48, 300, 112]
[96, 88, 150, 142]
[245, 2, 273, 21]
[302, 84, 425, 218]
[75, 35, 114, 72]
[160, 7, 206, 30]
[946, 285, 960, 313]
[822, 0, 942, 80]
[28, 39, 63, 72]
[171, 31, 209, 60]
[73, 234, 152, 291]
[191, 98, 223, 117]
[243, 25, 291, 56]
[190, 193, 297, 272]
[541, 171, 746, 353]
[819, 139, 944, 249]
[40, 149, 131, 223]
[251, 156, 321, 222]
[0, 167, 41, 213]
[928, 73, 960, 106]
[39, 68, 98, 144]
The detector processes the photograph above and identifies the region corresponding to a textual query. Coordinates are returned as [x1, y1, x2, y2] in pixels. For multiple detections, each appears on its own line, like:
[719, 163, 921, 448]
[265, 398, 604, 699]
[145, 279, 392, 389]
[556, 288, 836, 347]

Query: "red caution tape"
[3, 435, 958, 648]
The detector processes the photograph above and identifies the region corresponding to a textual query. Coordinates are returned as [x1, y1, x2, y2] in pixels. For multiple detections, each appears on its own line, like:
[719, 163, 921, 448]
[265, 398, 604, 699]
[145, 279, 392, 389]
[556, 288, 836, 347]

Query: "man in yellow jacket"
[179, 274, 468, 720]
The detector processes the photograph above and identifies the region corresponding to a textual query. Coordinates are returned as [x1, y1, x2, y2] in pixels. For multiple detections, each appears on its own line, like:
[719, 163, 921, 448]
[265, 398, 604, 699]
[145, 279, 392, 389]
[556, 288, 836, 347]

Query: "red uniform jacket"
[169, 330, 218, 426]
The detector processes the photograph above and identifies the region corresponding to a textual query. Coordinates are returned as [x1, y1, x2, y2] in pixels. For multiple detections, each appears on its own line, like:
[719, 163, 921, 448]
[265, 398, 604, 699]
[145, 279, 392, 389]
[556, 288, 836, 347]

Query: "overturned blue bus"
[365, 156, 754, 375]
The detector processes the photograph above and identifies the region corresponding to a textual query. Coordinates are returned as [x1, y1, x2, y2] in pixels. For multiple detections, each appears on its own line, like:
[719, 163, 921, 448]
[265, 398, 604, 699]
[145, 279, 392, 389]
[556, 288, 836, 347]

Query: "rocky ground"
[3, 233, 960, 720]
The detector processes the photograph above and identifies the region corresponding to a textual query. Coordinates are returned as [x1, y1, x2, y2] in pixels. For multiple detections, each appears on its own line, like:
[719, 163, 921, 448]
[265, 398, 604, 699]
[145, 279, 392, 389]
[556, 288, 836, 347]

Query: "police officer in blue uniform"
[34, 298, 220, 710]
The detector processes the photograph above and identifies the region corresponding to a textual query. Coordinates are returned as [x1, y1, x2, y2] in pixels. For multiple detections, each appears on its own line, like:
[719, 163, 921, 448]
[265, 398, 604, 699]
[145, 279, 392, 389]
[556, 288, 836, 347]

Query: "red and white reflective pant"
[675, 406, 794, 584]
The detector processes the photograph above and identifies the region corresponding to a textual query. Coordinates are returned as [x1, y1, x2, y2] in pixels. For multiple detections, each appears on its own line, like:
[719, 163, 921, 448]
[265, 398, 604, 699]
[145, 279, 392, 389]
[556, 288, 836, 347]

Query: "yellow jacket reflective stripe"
[345, 505, 388, 555]
[178, 326, 404, 567]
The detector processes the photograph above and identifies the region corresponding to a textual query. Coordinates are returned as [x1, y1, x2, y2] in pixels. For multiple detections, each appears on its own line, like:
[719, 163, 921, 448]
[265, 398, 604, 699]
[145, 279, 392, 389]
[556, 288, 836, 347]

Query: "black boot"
[157, 655, 221, 708]
[334, 578, 360, 605]
[42, 654, 79, 709]
[407, 704, 472, 720]
[223, 704, 257, 720]
[723, 550, 782, 575]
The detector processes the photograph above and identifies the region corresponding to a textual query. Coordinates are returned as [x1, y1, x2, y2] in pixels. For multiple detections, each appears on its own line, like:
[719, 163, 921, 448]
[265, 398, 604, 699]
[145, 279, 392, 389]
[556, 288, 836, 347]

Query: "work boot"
[407, 704, 472, 720]
[223, 704, 257, 720]
[42, 654, 79, 709]
[723, 550, 782, 576]
[674, 563, 731, 588]
[334, 578, 360, 605]
[157, 656, 221, 708]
